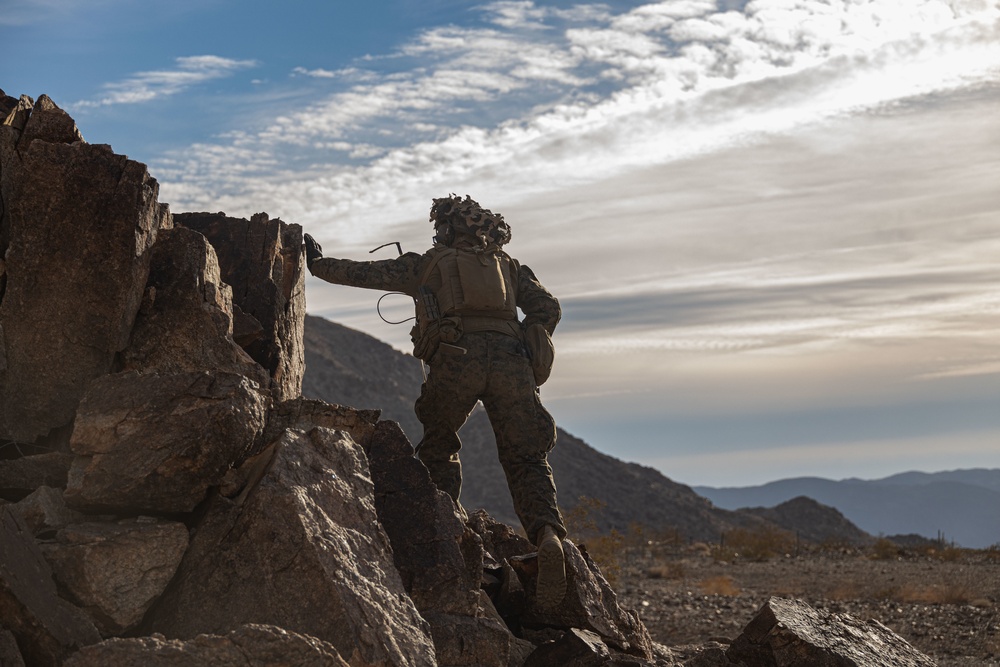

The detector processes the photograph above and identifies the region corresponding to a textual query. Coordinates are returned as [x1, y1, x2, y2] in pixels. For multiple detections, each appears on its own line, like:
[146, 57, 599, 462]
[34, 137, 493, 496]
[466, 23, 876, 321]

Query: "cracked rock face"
[63, 624, 350, 667]
[148, 426, 437, 667]
[64, 371, 269, 514]
[39, 519, 189, 636]
[0, 94, 169, 444]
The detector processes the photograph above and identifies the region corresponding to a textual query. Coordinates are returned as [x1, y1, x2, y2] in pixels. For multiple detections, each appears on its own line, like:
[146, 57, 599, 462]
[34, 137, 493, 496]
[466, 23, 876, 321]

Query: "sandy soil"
[611, 545, 1000, 666]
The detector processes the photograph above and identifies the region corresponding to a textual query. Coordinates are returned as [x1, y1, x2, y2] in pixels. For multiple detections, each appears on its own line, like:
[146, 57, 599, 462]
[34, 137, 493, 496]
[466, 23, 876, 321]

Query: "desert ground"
[605, 539, 1000, 666]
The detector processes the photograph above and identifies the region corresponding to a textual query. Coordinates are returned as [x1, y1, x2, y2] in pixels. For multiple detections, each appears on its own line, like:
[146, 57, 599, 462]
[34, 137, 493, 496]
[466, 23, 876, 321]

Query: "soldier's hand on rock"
[304, 234, 323, 270]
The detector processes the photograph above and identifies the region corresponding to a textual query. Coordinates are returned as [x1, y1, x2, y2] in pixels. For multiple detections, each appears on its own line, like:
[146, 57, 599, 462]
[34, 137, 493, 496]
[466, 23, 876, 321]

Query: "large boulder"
[148, 426, 437, 667]
[0, 95, 168, 443]
[65, 371, 269, 513]
[364, 421, 523, 666]
[64, 624, 350, 667]
[122, 226, 269, 387]
[727, 597, 936, 666]
[40, 519, 189, 636]
[173, 211, 305, 401]
[0, 507, 100, 666]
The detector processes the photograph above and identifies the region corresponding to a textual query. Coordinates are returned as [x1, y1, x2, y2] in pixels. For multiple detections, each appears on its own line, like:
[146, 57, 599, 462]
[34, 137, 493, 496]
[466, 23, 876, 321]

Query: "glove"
[304, 233, 324, 270]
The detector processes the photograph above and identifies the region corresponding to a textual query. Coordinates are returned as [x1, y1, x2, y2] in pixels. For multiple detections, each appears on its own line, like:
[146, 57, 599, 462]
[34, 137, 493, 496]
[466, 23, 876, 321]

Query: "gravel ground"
[612, 546, 1000, 666]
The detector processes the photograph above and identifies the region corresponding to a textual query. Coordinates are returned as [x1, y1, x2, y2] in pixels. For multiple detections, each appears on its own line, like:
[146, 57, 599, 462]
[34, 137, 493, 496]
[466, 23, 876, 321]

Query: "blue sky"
[4, 0, 1000, 487]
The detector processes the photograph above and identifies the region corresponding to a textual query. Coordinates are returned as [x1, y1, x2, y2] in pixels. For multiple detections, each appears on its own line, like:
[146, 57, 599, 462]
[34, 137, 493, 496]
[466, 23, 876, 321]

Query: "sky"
[4, 0, 999, 487]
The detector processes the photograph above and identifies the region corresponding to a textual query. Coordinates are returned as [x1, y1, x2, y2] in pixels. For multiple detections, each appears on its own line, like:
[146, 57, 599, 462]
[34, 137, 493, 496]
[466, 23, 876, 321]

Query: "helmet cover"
[430, 194, 511, 249]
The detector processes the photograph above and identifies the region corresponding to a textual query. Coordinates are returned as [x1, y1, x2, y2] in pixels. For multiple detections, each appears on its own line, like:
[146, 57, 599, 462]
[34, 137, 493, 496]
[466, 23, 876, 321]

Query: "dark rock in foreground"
[64, 624, 349, 667]
[727, 596, 937, 666]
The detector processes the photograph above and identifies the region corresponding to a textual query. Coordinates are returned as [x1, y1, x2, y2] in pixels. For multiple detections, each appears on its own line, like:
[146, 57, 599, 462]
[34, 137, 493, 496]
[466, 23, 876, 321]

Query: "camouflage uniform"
[310, 250, 566, 542]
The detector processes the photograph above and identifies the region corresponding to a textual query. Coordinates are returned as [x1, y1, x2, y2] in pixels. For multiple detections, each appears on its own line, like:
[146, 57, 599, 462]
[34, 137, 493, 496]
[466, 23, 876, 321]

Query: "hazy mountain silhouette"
[695, 471, 1000, 548]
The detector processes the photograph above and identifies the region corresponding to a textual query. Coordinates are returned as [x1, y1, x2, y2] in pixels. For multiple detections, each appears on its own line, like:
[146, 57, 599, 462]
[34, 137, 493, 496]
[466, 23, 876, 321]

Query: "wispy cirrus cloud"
[154, 0, 1000, 224]
[73, 55, 258, 108]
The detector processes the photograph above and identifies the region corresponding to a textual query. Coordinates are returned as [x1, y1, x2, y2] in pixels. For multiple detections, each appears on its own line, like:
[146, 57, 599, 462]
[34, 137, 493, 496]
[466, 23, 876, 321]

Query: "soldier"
[304, 194, 567, 608]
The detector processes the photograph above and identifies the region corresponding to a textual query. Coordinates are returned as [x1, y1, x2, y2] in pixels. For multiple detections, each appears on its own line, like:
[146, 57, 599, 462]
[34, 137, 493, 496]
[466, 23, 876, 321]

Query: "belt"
[460, 315, 522, 339]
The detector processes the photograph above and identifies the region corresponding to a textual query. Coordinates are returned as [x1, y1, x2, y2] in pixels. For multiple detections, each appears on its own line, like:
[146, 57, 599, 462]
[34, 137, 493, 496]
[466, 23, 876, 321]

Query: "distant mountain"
[303, 315, 839, 544]
[695, 471, 1000, 548]
[742, 496, 872, 546]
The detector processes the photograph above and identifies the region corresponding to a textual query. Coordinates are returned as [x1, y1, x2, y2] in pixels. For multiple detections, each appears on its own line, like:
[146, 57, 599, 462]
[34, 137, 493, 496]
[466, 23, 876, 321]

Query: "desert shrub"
[824, 581, 863, 601]
[897, 583, 973, 605]
[870, 537, 902, 560]
[719, 526, 796, 562]
[646, 561, 686, 580]
[928, 546, 965, 562]
[565, 496, 623, 583]
[710, 543, 739, 563]
[698, 575, 741, 596]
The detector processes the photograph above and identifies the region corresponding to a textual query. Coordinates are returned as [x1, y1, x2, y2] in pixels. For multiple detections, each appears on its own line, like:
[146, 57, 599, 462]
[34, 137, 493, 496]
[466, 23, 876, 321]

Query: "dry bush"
[825, 580, 864, 601]
[897, 583, 974, 605]
[928, 546, 965, 562]
[710, 543, 738, 563]
[869, 538, 902, 560]
[698, 575, 741, 596]
[646, 561, 686, 580]
[719, 526, 796, 562]
[565, 496, 623, 583]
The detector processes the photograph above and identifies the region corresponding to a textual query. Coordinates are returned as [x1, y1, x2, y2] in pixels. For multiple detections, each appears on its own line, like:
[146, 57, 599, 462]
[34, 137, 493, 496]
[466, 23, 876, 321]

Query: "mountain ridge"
[696, 470, 1000, 548]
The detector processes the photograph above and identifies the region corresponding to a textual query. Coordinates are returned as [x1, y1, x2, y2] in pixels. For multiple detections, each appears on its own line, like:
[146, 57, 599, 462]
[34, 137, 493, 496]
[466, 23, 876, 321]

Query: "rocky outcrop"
[173, 211, 305, 401]
[0, 93, 168, 444]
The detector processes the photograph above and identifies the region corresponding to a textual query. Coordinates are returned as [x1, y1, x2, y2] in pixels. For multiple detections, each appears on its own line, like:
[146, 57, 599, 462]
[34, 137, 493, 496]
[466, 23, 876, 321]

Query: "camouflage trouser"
[414, 331, 566, 542]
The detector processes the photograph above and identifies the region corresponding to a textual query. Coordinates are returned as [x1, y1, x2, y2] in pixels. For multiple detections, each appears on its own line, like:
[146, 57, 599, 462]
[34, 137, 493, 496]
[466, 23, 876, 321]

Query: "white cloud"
[73, 55, 258, 108]
[291, 67, 339, 79]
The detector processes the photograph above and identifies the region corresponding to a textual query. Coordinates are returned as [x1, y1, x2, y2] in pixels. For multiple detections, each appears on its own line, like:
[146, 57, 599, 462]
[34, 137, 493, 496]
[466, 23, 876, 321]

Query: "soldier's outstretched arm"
[304, 234, 424, 294]
[517, 264, 561, 334]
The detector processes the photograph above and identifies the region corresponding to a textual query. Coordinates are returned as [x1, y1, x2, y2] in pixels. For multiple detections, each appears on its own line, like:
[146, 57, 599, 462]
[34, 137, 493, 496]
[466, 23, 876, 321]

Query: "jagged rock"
[365, 420, 480, 615]
[148, 426, 436, 667]
[173, 211, 305, 401]
[9, 486, 83, 536]
[0, 88, 19, 119]
[0, 506, 101, 666]
[64, 624, 350, 666]
[18, 94, 84, 149]
[0, 452, 73, 501]
[726, 597, 936, 666]
[467, 509, 536, 562]
[0, 626, 26, 667]
[262, 397, 379, 449]
[524, 628, 611, 667]
[1, 94, 35, 134]
[39, 518, 188, 636]
[0, 94, 168, 443]
[65, 371, 269, 513]
[122, 226, 269, 387]
[513, 540, 654, 662]
[423, 611, 516, 667]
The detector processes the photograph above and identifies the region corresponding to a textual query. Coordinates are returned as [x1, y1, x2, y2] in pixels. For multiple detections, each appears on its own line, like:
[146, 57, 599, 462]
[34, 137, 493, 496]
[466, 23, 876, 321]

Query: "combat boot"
[535, 525, 565, 609]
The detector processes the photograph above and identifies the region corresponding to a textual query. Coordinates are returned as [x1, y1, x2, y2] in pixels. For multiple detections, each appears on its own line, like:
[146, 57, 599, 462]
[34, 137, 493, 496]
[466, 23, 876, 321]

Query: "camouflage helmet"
[430, 194, 511, 249]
